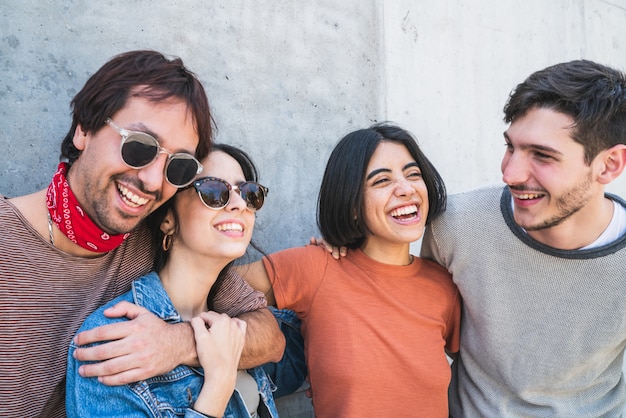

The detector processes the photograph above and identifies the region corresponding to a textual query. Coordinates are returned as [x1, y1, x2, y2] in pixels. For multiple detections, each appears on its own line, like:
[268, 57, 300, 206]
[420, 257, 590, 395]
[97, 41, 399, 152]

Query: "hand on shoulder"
[309, 236, 347, 260]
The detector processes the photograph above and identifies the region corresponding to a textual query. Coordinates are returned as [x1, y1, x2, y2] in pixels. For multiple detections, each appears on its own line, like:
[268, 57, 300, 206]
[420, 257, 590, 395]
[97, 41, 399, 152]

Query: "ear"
[596, 144, 626, 184]
[73, 124, 88, 151]
[160, 210, 177, 235]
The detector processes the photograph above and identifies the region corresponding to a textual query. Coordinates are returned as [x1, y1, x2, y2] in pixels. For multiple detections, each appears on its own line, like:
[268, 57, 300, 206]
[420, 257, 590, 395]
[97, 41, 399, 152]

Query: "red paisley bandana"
[46, 162, 129, 252]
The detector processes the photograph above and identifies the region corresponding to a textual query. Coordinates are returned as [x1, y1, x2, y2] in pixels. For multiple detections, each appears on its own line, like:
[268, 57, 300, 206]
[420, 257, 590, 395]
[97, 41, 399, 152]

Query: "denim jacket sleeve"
[65, 292, 143, 417]
[66, 344, 154, 417]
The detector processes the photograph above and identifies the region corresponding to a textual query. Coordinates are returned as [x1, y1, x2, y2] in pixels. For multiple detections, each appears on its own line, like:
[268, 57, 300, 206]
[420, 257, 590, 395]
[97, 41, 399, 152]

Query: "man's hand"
[309, 236, 347, 260]
[72, 301, 194, 386]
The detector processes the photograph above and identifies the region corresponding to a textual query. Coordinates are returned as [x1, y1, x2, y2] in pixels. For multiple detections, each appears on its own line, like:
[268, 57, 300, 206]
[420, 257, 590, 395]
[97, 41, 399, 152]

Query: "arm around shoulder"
[72, 301, 199, 383]
[235, 259, 276, 306]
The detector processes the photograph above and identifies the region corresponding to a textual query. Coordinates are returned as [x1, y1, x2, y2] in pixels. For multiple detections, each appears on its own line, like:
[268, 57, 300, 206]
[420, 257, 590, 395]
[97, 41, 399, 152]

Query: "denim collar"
[131, 271, 182, 323]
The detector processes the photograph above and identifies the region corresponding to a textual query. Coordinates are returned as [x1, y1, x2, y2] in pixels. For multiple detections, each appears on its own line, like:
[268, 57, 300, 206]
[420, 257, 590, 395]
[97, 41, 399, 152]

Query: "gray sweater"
[422, 186, 626, 417]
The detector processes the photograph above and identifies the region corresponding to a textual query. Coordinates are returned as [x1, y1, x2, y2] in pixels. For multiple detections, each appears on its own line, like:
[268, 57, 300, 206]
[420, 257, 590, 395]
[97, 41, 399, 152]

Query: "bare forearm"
[174, 322, 201, 367]
[238, 308, 285, 368]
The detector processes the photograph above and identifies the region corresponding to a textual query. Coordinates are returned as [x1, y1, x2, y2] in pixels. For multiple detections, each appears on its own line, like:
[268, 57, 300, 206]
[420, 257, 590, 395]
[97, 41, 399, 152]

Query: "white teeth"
[216, 223, 243, 232]
[118, 185, 149, 207]
[390, 205, 418, 217]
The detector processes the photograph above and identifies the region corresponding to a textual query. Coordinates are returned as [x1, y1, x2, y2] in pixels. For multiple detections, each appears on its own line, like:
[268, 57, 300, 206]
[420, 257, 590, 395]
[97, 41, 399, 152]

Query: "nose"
[137, 154, 168, 192]
[393, 178, 415, 197]
[501, 151, 529, 186]
[226, 186, 247, 211]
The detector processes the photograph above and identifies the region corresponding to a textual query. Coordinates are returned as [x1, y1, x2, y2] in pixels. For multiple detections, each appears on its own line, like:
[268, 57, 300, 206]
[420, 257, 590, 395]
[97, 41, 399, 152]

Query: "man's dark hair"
[61, 50, 214, 165]
[504, 59, 626, 164]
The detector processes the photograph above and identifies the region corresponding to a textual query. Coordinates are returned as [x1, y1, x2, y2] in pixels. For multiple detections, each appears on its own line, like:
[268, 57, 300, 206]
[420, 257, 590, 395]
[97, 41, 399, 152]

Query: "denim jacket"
[66, 272, 279, 418]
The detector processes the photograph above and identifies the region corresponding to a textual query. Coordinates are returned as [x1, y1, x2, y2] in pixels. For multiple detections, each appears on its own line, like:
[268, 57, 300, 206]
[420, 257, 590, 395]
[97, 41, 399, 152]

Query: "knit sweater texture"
[421, 186, 626, 417]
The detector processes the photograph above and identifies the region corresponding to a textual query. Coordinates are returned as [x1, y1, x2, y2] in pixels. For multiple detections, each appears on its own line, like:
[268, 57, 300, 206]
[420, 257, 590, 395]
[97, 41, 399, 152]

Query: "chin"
[219, 246, 249, 260]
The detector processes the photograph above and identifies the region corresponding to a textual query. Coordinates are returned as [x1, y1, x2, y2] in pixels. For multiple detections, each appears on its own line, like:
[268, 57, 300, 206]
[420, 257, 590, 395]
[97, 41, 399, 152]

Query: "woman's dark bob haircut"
[317, 123, 446, 249]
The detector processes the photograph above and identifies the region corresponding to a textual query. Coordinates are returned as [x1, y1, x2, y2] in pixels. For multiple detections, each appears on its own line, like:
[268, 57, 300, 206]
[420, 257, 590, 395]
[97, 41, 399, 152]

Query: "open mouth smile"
[117, 184, 150, 208]
[390, 204, 418, 220]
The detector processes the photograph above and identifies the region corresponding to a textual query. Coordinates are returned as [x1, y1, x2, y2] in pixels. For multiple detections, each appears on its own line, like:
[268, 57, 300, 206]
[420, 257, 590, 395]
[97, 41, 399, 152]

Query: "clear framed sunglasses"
[105, 118, 203, 188]
[187, 176, 269, 211]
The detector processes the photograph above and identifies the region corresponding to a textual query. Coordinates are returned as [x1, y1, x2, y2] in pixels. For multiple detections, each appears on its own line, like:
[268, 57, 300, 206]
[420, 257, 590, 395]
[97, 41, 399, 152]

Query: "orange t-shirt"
[263, 245, 461, 417]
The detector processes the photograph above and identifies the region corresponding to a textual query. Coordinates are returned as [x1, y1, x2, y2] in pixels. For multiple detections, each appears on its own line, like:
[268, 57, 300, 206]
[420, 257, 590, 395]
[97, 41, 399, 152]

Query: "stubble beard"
[521, 171, 594, 232]
[87, 175, 156, 235]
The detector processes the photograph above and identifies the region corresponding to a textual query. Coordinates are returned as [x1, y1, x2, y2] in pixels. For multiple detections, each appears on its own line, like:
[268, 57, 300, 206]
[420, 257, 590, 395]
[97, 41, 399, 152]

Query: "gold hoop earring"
[162, 234, 173, 252]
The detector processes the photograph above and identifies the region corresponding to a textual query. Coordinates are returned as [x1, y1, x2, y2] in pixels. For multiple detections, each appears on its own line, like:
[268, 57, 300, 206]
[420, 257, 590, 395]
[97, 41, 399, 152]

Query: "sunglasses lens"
[120, 133, 159, 168]
[240, 183, 266, 211]
[197, 179, 230, 208]
[194, 178, 267, 211]
[166, 156, 200, 187]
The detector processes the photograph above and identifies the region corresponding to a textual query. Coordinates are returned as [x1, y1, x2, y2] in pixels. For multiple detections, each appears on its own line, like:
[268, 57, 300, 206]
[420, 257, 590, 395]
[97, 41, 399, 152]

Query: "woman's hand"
[190, 311, 247, 417]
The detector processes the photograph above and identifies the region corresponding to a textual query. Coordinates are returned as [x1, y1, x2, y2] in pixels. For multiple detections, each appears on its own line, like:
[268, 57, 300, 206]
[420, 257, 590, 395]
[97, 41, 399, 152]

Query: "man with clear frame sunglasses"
[0, 50, 284, 418]
[105, 117, 205, 188]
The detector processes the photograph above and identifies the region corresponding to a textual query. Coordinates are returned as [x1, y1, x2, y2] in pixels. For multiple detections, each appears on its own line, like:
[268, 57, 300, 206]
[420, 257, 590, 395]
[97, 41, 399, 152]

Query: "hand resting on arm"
[73, 300, 284, 384]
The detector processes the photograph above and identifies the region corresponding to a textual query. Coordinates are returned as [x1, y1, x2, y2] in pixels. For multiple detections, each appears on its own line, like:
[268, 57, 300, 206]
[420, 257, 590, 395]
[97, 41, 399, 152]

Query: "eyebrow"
[366, 161, 419, 180]
[123, 122, 159, 140]
[125, 122, 148, 131]
[502, 132, 564, 157]
[130, 123, 196, 155]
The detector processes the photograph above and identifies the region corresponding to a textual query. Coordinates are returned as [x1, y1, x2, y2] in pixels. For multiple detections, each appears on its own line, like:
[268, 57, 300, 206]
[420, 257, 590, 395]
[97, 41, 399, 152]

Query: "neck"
[158, 251, 228, 321]
[52, 226, 110, 257]
[10, 189, 107, 258]
[360, 241, 413, 265]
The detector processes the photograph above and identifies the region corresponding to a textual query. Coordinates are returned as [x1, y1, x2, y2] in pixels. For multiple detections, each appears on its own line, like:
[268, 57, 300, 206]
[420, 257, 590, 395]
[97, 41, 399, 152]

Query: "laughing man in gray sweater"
[422, 60, 626, 417]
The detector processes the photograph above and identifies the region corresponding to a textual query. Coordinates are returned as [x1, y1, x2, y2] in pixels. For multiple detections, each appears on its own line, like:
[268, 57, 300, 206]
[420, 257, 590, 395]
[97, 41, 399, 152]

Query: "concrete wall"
[2, 1, 626, 416]
[2, 1, 625, 251]
[385, 0, 626, 198]
[0, 0, 383, 256]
